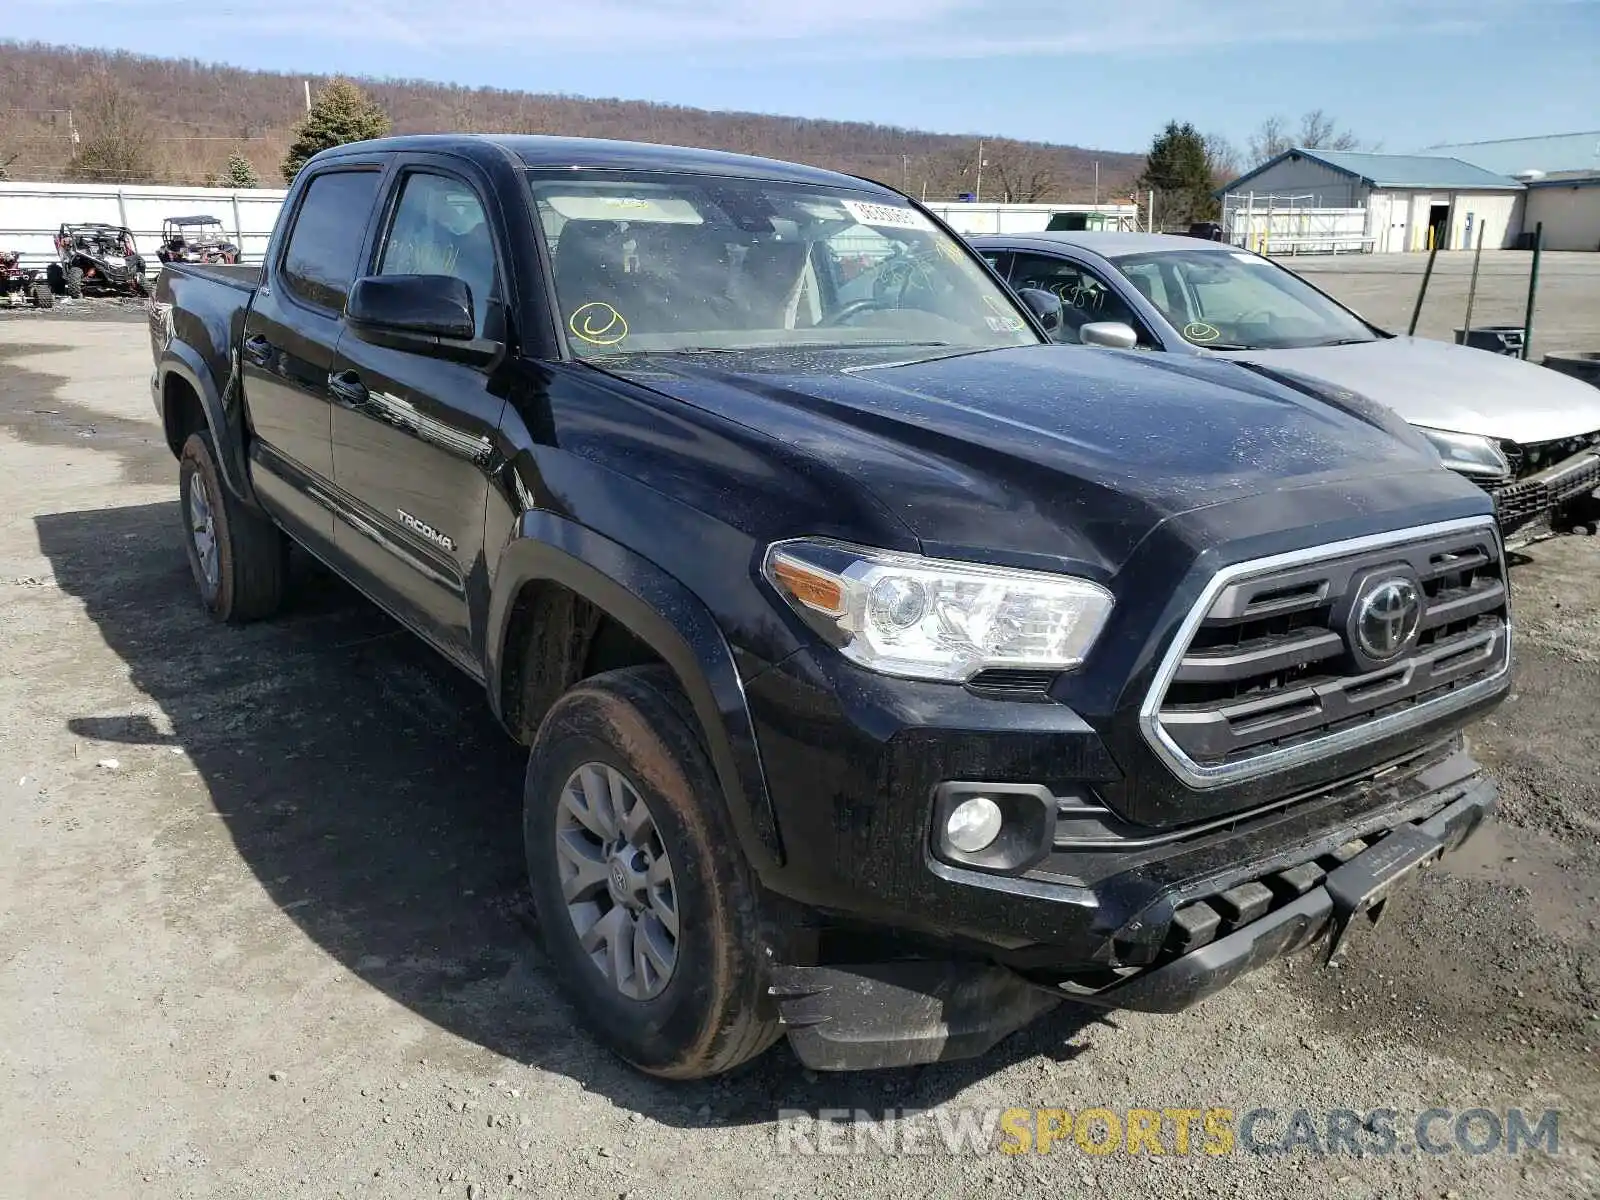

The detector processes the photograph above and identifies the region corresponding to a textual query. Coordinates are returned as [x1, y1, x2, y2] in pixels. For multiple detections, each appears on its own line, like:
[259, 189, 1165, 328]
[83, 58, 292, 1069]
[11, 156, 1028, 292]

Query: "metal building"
[1422, 131, 1600, 179]
[1219, 149, 1526, 253]
[1523, 172, 1600, 252]
[1423, 133, 1600, 252]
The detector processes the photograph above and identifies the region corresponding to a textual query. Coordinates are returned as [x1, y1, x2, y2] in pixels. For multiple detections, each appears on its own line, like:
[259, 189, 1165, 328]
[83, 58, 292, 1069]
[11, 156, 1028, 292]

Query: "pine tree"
[225, 152, 260, 188]
[1138, 121, 1219, 227]
[280, 79, 391, 184]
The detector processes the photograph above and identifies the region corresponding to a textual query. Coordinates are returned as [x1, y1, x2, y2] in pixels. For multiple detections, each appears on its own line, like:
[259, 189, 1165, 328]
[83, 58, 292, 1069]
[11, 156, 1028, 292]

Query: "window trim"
[275, 166, 387, 319]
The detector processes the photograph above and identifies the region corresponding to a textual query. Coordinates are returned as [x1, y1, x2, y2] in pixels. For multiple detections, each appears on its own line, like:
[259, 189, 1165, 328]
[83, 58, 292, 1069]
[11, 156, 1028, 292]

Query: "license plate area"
[1321, 824, 1444, 961]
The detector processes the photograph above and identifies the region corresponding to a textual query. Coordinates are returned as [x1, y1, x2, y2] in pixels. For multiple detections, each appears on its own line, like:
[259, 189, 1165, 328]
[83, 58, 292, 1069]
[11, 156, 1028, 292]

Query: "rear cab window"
[279, 170, 383, 311]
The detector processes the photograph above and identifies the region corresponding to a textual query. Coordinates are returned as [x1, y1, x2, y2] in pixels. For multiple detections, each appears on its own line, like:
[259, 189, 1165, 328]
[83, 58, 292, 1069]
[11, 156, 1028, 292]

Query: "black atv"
[0, 251, 54, 309]
[49, 223, 148, 298]
[156, 215, 240, 266]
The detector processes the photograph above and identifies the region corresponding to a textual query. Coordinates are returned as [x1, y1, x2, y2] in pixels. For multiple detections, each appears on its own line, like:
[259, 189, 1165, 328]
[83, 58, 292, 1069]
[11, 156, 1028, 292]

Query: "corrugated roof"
[1221, 148, 1525, 194]
[1423, 132, 1600, 177]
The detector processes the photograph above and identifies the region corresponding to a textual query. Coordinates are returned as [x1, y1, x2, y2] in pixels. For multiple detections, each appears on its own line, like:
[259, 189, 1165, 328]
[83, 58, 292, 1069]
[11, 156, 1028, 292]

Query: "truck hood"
[598, 343, 1475, 577]
[1214, 336, 1600, 445]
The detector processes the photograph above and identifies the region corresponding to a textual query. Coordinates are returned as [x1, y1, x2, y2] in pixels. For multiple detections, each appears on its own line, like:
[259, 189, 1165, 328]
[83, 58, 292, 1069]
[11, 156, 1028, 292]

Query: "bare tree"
[924, 144, 978, 201]
[1203, 132, 1240, 186]
[1247, 110, 1365, 166]
[66, 75, 157, 184]
[1247, 115, 1291, 166]
[986, 139, 1057, 203]
[1298, 109, 1362, 152]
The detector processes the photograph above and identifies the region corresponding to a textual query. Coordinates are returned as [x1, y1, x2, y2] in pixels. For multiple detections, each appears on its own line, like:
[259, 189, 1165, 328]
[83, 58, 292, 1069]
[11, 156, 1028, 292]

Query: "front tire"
[65, 266, 84, 299]
[30, 282, 53, 309]
[524, 666, 780, 1078]
[178, 431, 288, 623]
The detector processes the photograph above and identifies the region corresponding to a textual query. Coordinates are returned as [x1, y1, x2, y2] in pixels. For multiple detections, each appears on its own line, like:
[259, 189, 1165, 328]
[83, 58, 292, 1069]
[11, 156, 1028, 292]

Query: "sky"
[8, 0, 1599, 156]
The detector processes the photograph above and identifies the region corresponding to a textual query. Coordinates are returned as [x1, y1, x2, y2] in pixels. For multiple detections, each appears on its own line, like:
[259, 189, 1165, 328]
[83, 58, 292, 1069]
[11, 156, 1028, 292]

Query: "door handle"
[327, 369, 370, 407]
[242, 333, 271, 366]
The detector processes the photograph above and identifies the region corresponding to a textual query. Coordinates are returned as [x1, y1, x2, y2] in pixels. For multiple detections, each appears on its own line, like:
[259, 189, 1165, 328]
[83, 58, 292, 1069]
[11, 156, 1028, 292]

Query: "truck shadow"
[37, 501, 1105, 1129]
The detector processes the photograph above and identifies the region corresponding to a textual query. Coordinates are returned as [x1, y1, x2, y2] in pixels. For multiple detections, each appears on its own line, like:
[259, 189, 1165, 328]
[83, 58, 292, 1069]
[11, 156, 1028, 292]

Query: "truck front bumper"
[770, 763, 1494, 1071]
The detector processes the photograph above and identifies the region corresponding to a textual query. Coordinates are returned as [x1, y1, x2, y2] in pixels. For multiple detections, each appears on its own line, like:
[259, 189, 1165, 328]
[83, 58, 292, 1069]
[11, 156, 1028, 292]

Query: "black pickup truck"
[150, 134, 1511, 1077]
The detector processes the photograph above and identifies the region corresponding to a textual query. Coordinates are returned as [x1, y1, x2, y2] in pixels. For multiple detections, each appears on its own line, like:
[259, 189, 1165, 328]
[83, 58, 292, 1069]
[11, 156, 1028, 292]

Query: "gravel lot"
[1, 305, 1597, 1199]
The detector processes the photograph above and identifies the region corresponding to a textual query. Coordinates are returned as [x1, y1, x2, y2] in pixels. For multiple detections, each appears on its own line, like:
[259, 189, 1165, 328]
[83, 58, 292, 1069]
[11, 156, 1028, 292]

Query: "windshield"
[528, 173, 1039, 357]
[1114, 248, 1379, 350]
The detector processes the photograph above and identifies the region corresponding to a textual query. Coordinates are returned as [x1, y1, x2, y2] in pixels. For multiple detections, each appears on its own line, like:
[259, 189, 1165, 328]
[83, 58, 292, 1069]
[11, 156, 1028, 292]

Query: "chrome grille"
[1141, 519, 1510, 789]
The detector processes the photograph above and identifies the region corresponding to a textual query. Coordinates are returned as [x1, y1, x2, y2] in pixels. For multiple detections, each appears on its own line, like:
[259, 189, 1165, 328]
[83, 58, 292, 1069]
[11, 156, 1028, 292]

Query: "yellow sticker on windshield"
[1184, 321, 1221, 344]
[983, 293, 1026, 332]
[569, 301, 629, 346]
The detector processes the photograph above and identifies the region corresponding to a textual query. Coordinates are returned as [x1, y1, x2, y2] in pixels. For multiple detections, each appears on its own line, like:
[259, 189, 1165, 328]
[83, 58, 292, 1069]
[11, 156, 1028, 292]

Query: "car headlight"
[1416, 426, 1511, 480]
[763, 538, 1114, 682]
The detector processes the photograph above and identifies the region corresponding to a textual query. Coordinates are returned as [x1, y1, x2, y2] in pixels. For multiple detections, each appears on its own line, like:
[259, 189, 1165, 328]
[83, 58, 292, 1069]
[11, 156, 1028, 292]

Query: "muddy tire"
[30, 282, 53, 309]
[178, 431, 288, 624]
[65, 266, 84, 299]
[524, 666, 780, 1079]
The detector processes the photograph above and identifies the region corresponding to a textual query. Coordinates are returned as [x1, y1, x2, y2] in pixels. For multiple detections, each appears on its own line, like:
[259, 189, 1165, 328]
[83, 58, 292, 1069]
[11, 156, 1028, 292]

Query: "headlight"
[763, 538, 1114, 682]
[1416, 426, 1511, 480]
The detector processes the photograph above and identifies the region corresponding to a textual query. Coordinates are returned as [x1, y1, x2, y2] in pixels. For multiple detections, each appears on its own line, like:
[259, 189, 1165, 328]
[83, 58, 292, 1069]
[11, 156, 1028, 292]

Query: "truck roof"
[970, 231, 1211, 258]
[316, 133, 899, 196]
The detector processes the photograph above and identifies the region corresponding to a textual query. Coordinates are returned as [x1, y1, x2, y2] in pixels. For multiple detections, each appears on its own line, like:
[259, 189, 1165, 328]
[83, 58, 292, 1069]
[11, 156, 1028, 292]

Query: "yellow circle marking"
[569, 301, 629, 346]
[1184, 321, 1221, 344]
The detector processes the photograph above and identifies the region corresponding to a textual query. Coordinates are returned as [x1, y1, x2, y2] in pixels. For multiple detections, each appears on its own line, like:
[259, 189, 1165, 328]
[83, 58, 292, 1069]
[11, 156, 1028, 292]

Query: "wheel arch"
[157, 345, 260, 509]
[488, 514, 784, 872]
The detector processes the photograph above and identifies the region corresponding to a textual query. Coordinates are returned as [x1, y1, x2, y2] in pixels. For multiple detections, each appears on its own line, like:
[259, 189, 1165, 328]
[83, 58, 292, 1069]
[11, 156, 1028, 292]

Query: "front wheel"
[524, 666, 780, 1078]
[64, 266, 84, 299]
[178, 431, 289, 623]
[30, 282, 53, 309]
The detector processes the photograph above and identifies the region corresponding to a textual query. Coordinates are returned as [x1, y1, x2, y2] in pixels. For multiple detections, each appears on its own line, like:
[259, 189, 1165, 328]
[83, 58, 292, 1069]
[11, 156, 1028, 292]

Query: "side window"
[978, 250, 1012, 278]
[1008, 253, 1150, 345]
[280, 170, 382, 312]
[379, 172, 499, 338]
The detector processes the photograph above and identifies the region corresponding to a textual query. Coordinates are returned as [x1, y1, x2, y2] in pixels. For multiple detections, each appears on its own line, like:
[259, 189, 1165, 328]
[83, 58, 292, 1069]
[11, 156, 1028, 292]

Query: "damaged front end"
[1489, 431, 1600, 543]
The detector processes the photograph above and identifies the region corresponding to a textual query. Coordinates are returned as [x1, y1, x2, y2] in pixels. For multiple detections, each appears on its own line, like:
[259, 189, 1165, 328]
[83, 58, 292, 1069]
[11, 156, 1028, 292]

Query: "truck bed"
[161, 261, 261, 290]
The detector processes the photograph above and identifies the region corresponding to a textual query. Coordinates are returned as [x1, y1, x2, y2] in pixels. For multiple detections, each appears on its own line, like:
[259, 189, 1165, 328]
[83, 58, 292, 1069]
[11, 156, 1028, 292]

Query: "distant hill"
[0, 41, 1144, 203]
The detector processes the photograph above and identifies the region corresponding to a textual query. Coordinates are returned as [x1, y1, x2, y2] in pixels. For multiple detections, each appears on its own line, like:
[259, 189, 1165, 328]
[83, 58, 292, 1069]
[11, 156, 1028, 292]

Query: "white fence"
[1222, 196, 1375, 255]
[925, 201, 1138, 236]
[0, 180, 289, 266]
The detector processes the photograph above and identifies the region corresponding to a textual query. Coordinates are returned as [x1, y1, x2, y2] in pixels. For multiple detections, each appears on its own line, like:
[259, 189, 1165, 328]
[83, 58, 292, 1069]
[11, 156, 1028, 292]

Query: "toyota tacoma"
[149, 135, 1512, 1076]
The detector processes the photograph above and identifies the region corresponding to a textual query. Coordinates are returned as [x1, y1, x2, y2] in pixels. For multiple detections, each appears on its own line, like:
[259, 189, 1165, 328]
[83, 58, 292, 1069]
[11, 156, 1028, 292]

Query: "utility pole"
[1093, 161, 1100, 208]
[902, 154, 909, 193]
[975, 139, 985, 204]
[304, 81, 312, 113]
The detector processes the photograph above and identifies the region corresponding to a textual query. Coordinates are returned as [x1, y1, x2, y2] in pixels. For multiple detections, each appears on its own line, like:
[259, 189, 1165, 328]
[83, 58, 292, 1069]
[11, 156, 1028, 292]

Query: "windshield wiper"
[661, 341, 955, 354]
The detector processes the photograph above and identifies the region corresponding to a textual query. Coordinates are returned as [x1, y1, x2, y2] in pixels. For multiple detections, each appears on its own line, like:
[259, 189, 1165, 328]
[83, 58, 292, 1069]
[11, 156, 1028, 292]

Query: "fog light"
[945, 797, 1003, 854]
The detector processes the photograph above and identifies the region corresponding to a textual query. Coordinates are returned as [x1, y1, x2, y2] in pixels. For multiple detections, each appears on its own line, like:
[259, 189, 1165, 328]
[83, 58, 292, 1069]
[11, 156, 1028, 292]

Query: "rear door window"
[280, 170, 382, 311]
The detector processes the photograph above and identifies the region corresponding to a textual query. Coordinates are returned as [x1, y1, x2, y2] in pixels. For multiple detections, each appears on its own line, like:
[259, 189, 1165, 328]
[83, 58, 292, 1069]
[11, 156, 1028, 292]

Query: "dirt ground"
[1, 307, 1597, 1200]
[1293, 251, 1600, 362]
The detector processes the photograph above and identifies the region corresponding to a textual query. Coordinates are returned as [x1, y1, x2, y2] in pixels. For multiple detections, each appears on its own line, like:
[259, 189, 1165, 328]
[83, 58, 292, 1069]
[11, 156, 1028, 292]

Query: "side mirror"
[1079, 321, 1139, 350]
[345, 274, 502, 366]
[1015, 287, 1063, 334]
[347, 274, 475, 341]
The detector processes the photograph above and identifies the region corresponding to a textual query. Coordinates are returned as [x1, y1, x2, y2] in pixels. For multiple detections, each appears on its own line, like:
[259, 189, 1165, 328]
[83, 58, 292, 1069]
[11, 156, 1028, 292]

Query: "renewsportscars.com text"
[775, 1107, 1560, 1158]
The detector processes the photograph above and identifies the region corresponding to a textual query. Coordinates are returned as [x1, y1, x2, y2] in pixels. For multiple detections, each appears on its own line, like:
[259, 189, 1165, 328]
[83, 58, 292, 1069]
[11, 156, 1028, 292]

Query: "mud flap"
[771, 960, 1061, 1072]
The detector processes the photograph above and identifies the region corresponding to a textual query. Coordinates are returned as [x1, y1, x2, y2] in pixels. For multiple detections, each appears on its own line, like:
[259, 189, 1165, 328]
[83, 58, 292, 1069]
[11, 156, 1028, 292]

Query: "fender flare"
[487, 512, 784, 871]
[158, 342, 260, 508]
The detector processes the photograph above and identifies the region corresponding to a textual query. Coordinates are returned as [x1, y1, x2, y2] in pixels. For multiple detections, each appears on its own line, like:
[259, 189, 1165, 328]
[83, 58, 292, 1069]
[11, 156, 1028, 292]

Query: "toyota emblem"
[1353, 578, 1421, 660]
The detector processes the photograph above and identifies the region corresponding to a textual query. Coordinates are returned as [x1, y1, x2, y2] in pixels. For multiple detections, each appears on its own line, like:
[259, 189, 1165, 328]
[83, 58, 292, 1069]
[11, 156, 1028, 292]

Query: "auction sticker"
[842, 199, 935, 232]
